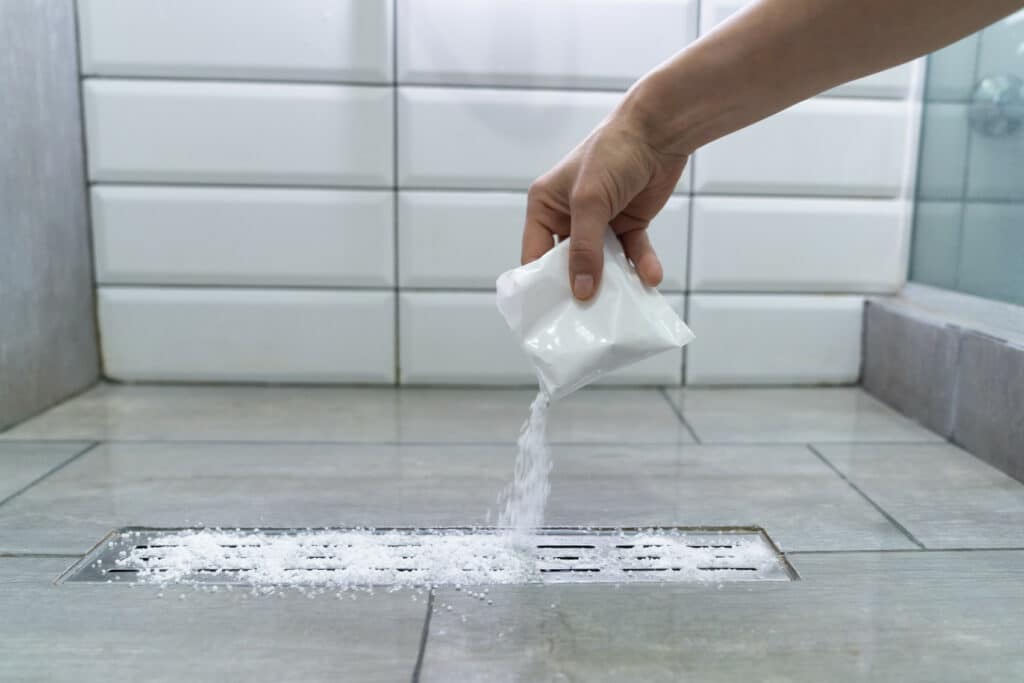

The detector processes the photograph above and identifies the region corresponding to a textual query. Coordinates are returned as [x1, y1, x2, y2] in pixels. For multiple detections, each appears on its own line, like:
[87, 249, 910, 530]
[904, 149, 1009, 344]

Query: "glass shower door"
[912, 11, 1024, 306]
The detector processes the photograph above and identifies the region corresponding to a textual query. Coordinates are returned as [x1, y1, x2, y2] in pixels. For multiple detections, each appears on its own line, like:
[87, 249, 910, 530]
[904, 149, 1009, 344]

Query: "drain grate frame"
[60, 526, 799, 586]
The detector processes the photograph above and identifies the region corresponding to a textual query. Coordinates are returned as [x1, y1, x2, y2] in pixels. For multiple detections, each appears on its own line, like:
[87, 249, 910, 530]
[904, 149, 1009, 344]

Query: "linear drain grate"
[61, 527, 797, 586]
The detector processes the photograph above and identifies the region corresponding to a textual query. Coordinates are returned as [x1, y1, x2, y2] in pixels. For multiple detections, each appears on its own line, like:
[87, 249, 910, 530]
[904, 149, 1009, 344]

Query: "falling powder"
[496, 391, 551, 539]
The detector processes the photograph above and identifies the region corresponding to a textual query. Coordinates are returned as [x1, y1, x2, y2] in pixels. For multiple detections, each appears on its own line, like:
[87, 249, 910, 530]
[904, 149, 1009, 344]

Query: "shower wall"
[77, 0, 922, 386]
[0, 0, 99, 430]
[912, 13, 1024, 306]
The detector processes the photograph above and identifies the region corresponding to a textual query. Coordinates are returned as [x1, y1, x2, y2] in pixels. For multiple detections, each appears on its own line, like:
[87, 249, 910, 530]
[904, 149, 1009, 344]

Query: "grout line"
[806, 444, 926, 549]
[89, 180, 395, 192]
[411, 589, 434, 683]
[789, 546, 1024, 555]
[97, 283, 400, 292]
[0, 553, 83, 559]
[0, 437, 949, 447]
[657, 388, 701, 443]
[0, 442, 101, 510]
[1, 438, 698, 448]
[392, 0, 401, 386]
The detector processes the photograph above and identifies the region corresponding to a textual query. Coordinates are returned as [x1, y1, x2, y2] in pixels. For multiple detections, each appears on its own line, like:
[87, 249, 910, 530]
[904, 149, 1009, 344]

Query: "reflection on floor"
[1, 384, 1022, 682]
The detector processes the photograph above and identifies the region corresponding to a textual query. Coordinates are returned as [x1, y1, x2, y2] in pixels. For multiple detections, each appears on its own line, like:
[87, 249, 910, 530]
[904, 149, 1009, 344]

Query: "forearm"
[622, 0, 1023, 155]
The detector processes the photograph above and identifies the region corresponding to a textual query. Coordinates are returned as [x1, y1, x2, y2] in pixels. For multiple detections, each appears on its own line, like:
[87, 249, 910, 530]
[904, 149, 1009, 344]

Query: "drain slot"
[62, 526, 797, 586]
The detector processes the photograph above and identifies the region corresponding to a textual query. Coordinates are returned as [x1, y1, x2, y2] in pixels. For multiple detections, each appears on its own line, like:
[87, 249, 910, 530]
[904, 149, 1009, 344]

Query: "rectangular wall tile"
[693, 98, 908, 197]
[398, 86, 689, 191]
[397, 0, 695, 89]
[399, 192, 688, 291]
[690, 197, 906, 292]
[78, 0, 393, 82]
[975, 14, 1024, 90]
[399, 292, 684, 385]
[956, 202, 1024, 306]
[93, 186, 394, 287]
[924, 34, 980, 102]
[686, 294, 863, 384]
[699, 0, 912, 99]
[916, 103, 969, 200]
[84, 79, 393, 186]
[909, 201, 962, 290]
[98, 288, 395, 383]
[966, 126, 1024, 201]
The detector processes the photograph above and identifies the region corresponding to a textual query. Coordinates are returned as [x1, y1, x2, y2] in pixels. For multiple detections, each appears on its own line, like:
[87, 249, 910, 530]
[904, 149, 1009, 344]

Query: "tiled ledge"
[863, 289, 1024, 483]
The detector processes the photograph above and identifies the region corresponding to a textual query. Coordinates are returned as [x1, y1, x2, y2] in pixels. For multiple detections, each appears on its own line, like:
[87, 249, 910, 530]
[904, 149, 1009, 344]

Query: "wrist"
[616, 41, 750, 158]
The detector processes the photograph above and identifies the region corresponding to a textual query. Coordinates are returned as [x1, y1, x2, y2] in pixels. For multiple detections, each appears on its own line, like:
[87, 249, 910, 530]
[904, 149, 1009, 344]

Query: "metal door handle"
[970, 74, 1024, 136]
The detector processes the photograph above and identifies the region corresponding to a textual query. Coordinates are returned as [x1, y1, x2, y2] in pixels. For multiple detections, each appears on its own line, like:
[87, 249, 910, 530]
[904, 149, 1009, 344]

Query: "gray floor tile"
[0, 383, 692, 444]
[0, 441, 912, 555]
[668, 387, 944, 444]
[816, 443, 1024, 549]
[0, 557, 424, 683]
[422, 551, 1024, 683]
[0, 441, 91, 502]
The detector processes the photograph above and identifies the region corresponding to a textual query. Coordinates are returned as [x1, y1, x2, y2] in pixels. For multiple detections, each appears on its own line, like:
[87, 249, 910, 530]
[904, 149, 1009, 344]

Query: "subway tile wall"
[79, 0, 921, 385]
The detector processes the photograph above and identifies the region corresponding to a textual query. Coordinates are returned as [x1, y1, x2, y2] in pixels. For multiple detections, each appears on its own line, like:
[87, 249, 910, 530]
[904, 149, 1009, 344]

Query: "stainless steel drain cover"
[61, 526, 797, 586]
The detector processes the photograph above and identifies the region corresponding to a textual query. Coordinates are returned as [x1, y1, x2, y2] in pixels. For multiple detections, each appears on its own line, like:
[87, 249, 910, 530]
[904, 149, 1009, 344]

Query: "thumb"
[568, 186, 611, 301]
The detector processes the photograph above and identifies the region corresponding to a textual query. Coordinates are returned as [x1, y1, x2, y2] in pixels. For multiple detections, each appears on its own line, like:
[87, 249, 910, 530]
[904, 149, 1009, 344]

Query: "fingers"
[522, 219, 555, 265]
[618, 228, 663, 287]
[568, 187, 611, 300]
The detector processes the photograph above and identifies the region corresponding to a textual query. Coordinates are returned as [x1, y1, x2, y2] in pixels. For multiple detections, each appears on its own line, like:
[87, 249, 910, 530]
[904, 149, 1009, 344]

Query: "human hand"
[521, 104, 687, 301]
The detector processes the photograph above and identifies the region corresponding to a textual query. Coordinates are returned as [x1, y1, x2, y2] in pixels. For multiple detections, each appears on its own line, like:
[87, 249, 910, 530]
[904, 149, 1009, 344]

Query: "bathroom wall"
[0, 0, 99, 430]
[79, 0, 921, 386]
[911, 14, 1024, 307]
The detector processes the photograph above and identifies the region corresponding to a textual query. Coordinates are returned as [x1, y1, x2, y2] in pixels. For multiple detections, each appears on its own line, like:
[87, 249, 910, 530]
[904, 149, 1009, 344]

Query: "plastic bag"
[496, 229, 695, 400]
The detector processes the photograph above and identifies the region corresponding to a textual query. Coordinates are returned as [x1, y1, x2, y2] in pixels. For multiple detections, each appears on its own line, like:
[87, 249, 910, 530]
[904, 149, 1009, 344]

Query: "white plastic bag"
[496, 229, 695, 400]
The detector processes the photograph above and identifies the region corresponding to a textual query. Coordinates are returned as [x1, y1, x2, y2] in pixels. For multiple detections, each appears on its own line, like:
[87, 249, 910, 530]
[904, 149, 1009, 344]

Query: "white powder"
[112, 528, 784, 591]
[496, 391, 551, 539]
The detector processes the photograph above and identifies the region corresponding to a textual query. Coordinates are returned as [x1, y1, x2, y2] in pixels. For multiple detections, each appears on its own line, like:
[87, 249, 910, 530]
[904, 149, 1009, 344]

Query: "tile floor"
[1, 383, 1023, 682]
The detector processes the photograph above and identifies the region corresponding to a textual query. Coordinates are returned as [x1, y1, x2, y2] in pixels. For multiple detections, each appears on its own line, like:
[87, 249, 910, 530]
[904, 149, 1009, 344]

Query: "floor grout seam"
[411, 589, 434, 683]
[0, 442, 101, 510]
[0, 553, 84, 559]
[0, 438, 950, 447]
[806, 444, 927, 549]
[657, 387, 702, 443]
[789, 547, 1024, 555]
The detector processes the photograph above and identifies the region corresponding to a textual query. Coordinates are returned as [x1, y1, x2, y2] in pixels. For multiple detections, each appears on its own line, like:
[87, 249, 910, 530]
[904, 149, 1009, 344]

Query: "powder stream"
[496, 391, 551, 539]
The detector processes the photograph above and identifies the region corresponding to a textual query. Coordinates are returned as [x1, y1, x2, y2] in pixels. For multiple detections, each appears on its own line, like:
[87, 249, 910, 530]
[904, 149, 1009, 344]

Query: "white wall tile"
[397, 0, 695, 89]
[398, 86, 690, 192]
[690, 197, 906, 292]
[99, 288, 395, 382]
[916, 103, 969, 200]
[399, 292, 684, 385]
[92, 186, 394, 287]
[84, 79, 393, 186]
[698, 0, 912, 99]
[399, 192, 688, 291]
[79, 0, 393, 82]
[686, 294, 863, 384]
[693, 98, 908, 197]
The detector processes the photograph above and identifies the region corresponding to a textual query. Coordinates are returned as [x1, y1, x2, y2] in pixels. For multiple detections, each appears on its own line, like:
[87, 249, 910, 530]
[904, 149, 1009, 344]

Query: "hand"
[521, 106, 687, 301]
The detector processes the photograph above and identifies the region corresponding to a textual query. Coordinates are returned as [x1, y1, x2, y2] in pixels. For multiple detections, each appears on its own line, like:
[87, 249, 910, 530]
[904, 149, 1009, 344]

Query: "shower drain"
[61, 526, 797, 586]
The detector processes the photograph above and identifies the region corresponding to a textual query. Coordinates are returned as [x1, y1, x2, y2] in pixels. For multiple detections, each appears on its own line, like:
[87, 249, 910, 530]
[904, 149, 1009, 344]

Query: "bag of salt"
[496, 228, 695, 401]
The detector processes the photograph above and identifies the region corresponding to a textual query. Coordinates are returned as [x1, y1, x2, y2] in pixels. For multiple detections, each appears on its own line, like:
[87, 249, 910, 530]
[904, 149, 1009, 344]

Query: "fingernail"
[573, 274, 594, 299]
